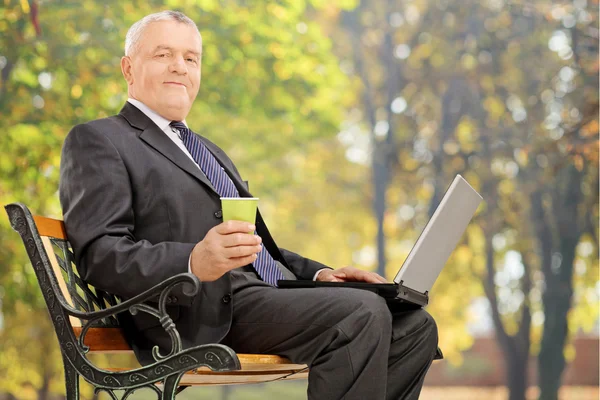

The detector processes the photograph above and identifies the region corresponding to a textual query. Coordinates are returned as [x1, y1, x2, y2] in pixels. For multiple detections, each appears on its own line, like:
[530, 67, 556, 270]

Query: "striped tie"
[170, 121, 285, 286]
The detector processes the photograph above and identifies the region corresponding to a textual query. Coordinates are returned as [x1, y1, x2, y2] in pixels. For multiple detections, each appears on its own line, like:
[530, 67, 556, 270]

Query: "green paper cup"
[220, 197, 259, 234]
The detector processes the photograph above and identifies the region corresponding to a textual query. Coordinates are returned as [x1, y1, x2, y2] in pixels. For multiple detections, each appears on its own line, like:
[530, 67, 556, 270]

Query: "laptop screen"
[393, 175, 483, 293]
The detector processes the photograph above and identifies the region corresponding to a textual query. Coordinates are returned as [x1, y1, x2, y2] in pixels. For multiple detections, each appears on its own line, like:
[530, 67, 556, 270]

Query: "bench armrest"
[65, 273, 199, 361]
[62, 272, 199, 321]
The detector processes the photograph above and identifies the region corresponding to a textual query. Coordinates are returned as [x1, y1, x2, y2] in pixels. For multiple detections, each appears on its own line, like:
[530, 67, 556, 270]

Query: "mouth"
[164, 82, 186, 87]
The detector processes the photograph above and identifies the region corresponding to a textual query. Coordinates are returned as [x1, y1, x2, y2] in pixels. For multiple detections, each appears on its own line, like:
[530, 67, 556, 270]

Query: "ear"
[121, 56, 134, 85]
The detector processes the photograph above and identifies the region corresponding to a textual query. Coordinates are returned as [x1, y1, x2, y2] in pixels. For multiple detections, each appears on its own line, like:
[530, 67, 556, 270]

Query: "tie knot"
[170, 121, 189, 136]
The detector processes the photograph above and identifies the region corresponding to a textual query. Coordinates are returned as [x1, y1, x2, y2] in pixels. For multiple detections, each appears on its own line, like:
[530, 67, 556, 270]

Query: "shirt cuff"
[313, 268, 328, 281]
[188, 253, 193, 274]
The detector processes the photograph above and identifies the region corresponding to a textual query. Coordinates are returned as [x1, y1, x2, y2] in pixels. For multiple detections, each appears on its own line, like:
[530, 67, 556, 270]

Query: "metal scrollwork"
[55, 315, 65, 336]
[129, 283, 186, 363]
[128, 372, 148, 383]
[10, 212, 27, 236]
[64, 341, 76, 359]
[81, 365, 95, 380]
[26, 237, 36, 254]
[46, 287, 55, 309]
[34, 261, 46, 284]
[154, 364, 174, 375]
[103, 375, 121, 386]
[205, 351, 224, 367]
[178, 354, 198, 365]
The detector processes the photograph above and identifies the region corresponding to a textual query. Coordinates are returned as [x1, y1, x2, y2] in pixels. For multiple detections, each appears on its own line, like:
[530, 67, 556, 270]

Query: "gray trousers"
[221, 285, 438, 400]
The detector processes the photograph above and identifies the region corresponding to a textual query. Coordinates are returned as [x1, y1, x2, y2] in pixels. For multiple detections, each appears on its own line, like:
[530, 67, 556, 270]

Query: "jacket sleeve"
[59, 123, 196, 306]
[278, 248, 333, 280]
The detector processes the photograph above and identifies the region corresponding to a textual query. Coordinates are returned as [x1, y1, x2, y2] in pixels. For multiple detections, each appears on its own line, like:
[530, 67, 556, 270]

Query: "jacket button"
[214, 210, 223, 218]
[222, 294, 231, 304]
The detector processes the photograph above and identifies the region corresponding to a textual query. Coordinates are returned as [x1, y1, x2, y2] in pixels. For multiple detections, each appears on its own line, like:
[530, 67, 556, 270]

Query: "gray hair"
[124, 11, 200, 56]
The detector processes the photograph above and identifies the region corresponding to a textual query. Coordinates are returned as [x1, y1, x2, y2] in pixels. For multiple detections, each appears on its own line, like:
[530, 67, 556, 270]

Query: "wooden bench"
[5, 203, 308, 399]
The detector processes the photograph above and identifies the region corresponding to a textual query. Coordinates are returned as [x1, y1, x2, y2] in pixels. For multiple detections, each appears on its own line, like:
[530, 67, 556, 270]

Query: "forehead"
[140, 20, 202, 52]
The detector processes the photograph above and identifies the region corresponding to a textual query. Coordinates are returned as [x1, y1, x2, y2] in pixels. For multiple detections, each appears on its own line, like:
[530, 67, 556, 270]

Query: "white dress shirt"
[126, 98, 326, 281]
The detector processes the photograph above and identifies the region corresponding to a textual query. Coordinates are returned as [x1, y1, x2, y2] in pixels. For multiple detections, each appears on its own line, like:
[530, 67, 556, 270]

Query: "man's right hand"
[190, 220, 262, 281]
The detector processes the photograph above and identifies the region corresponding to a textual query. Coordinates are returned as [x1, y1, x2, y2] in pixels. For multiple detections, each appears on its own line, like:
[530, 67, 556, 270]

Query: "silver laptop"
[278, 175, 483, 307]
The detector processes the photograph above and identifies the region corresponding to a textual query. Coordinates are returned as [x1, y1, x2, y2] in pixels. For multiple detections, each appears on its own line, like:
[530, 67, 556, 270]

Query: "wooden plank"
[74, 327, 131, 352]
[199, 358, 307, 372]
[73, 327, 308, 372]
[34, 215, 67, 239]
[104, 367, 309, 385]
[174, 369, 309, 385]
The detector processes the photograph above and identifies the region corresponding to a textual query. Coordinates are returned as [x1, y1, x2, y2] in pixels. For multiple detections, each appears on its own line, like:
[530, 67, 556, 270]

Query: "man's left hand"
[316, 266, 388, 283]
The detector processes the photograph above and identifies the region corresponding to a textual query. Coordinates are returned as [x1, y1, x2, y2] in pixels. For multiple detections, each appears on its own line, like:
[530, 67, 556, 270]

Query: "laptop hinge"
[398, 281, 429, 306]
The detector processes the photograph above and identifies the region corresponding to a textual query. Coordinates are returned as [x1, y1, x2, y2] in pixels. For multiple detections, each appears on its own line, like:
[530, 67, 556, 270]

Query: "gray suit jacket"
[59, 102, 328, 364]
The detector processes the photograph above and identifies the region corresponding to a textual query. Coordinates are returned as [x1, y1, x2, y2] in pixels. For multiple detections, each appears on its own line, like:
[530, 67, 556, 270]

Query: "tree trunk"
[37, 378, 50, 400]
[483, 231, 530, 400]
[536, 165, 583, 400]
[537, 239, 577, 400]
[341, 7, 391, 277]
[373, 151, 388, 277]
[506, 350, 529, 400]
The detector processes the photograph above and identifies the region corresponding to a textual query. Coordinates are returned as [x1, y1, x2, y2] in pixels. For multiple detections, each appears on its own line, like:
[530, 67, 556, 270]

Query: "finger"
[228, 253, 258, 269]
[331, 271, 348, 281]
[372, 273, 389, 283]
[341, 269, 380, 283]
[215, 220, 256, 235]
[221, 233, 262, 248]
[223, 244, 263, 259]
[360, 271, 385, 283]
[320, 273, 345, 282]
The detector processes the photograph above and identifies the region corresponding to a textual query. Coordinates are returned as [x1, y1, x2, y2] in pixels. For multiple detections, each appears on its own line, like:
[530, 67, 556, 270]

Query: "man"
[59, 11, 438, 400]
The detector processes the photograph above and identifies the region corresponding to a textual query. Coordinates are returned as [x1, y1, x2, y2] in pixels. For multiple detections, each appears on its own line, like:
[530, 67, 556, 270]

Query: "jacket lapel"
[119, 103, 218, 194]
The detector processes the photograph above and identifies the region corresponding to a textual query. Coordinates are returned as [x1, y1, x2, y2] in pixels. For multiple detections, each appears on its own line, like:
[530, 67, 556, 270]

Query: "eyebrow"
[153, 45, 202, 56]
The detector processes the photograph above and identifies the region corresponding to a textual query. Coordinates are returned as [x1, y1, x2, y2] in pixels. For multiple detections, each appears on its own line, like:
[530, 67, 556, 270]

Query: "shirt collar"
[127, 98, 188, 130]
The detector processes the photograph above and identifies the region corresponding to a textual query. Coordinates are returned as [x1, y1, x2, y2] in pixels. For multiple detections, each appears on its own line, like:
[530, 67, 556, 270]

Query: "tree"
[531, 3, 599, 396]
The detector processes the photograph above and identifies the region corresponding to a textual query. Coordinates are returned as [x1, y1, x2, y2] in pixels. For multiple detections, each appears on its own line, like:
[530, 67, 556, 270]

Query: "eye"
[186, 58, 197, 64]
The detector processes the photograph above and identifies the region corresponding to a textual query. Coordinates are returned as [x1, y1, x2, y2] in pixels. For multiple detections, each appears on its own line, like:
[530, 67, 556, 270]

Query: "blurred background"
[0, 0, 598, 399]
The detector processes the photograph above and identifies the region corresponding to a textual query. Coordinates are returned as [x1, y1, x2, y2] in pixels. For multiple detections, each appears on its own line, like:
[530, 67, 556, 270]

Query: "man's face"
[121, 20, 202, 121]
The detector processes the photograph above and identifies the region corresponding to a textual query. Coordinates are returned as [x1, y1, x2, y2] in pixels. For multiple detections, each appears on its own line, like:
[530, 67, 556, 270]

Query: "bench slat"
[34, 215, 67, 239]
[74, 327, 307, 372]
[74, 327, 131, 352]
[104, 367, 309, 385]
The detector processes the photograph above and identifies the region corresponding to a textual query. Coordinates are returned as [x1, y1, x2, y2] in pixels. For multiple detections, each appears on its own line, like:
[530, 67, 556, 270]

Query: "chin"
[161, 98, 191, 120]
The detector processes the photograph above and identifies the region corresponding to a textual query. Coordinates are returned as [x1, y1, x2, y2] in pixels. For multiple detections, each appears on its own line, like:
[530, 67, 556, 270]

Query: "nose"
[168, 55, 187, 75]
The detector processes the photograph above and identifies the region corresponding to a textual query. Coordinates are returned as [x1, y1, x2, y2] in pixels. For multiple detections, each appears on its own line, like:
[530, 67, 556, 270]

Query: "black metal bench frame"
[5, 203, 242, 399]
